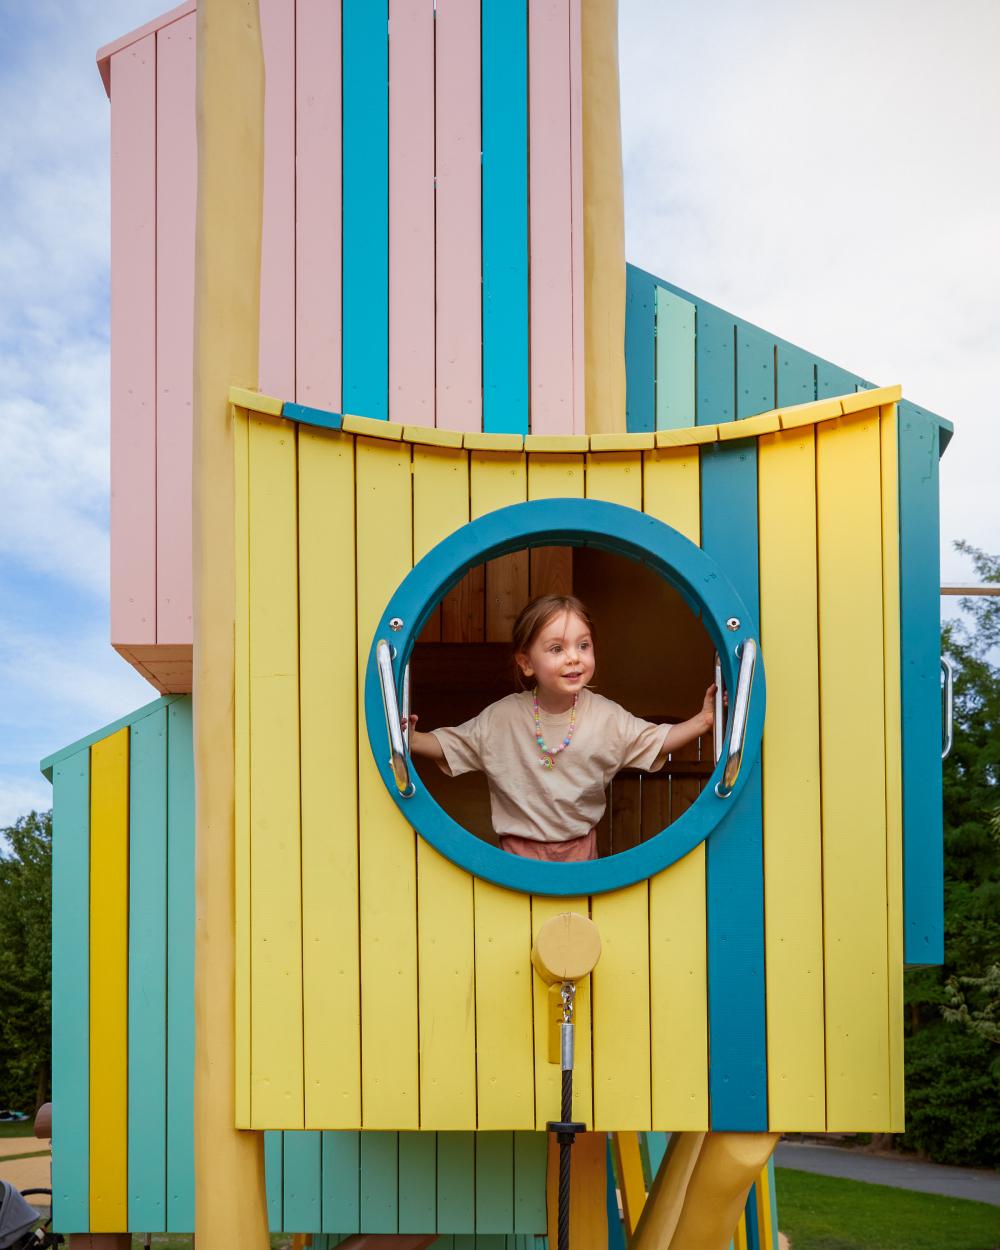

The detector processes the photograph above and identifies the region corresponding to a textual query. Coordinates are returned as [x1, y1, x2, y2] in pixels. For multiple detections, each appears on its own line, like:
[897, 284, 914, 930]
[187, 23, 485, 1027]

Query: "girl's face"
[516, 610, 596, 704]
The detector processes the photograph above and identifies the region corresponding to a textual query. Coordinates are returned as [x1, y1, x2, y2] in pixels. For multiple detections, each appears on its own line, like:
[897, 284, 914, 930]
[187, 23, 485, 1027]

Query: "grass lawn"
[776, 1167, 1000, 1250]
[0, 1121, 34, 1139]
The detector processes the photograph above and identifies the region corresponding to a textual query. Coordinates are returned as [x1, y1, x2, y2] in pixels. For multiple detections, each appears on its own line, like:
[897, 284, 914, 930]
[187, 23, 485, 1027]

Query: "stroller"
[0, 1184, 62, 1250]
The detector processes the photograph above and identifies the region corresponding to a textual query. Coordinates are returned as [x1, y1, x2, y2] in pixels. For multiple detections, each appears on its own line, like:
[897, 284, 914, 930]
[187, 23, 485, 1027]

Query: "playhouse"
[42, 2, 950, 1248]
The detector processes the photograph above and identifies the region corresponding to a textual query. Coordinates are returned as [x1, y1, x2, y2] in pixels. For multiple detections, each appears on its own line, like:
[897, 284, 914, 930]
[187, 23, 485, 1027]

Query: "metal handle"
[376, 639, 415, 797]
[941, 657, 954, 761]
[715, 638, 757, 798]
[713, 653, 724, 765]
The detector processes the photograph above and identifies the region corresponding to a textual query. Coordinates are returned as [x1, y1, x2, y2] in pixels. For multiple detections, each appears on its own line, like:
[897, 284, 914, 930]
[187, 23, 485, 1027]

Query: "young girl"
[407, 594, 717, 862]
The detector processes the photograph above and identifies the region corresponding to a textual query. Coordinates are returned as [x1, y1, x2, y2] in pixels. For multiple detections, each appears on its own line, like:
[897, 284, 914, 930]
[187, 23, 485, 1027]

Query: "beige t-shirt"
[430, 687, 672, 843]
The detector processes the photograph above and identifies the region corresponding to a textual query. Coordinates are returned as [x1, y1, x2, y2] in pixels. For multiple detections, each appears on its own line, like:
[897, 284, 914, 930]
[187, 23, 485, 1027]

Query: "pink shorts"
[499, 829, 598, 862]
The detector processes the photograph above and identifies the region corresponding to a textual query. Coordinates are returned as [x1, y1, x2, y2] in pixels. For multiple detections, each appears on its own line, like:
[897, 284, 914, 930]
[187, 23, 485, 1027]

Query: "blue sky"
[1, 0, 997, 826]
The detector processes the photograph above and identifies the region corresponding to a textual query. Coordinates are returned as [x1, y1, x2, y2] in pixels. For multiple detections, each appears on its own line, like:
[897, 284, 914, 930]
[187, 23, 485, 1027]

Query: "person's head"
[512, 595, 596, 700]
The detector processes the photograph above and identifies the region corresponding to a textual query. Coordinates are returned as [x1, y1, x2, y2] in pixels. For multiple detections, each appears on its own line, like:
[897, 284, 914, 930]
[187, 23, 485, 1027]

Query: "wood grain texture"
[299, 428, 360, 1127]
[89, 729, 130, 1231]
[234, 410, 251, 1127]
[389, 0, 435, 426]
[758, 428, 826, 1130]
[435, 0, 482, 432]
[296, 0, 342, 411]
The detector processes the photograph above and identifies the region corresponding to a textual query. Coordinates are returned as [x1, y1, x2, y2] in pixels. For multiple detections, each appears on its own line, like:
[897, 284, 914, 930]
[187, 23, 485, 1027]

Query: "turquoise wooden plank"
[342, 0, 389, 420]
[695, 303, 735, 425]
[898, 401, 944, 965]
[475, 1132, 514, 1233]
[437, 1132, 475, 1233]
[165, 698, 195, 1232]
[322, 1131, 361, 1233]
[41, 694, 178, 780]
[482, 0, 528, 434]
[283, 1131, 323, 1231]
[265, 1132, 284, 1230]
[283, 402, 344, 432]
[471, 1237, 507, 1250]
[398, 1131, 437, 1232]
[625, 263, 656, 432]
[654, 286, 695, 429]
[736, 324, 775, 419]
[775, 344, 815, 408]
[512, 1131, 547, 1233]
[745, 1181, 761, 1250]
[50, 751, 90, 1233]
[606, 1138, 625, 1250]
[360, 1132, 398, 1233]
[701, 437, 768, 1130]
[644, 1131, 668, 1178]
[128, 707, 168, 1230]
[815, 361, 865, 398]
[766, 1156, 779, 1244]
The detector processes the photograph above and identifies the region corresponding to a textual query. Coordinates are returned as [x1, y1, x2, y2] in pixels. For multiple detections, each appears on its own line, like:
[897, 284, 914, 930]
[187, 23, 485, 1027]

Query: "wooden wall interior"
[410, 547, 714, 850]
[235, 395, 910, 1137]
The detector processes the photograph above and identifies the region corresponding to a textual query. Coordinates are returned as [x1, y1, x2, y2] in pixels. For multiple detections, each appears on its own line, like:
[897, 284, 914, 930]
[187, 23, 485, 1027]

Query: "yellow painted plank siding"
[586, 453, 651, 1130]
[89, 729, 129, 1231]
[355, 437, 419, 1129]
[470, 451, 535, 1129]
[642, 446, 709, 1130]
[234, 410, 251, 1127]
[299, 428, 360, 1127]
[758, 428, 826, 1130]
[412, 446, 477, 1128]
[817, 413, 890, 1129]
[879, 405, 906, 1131]
[248, 414, 303, 1126]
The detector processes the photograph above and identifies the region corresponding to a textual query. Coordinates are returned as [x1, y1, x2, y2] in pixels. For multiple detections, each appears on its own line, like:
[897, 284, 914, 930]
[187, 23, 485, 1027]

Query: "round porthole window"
[364, 498, 765, 895]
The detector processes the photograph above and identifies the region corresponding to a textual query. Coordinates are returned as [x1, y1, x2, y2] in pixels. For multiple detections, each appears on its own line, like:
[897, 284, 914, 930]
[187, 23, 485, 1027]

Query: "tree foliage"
[902, 544, 1000, 1165]
[0, 810, 52, 1113]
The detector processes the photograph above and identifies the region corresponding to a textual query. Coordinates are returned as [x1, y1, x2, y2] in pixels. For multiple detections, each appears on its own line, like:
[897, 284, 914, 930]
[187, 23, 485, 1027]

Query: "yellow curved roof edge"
[228, 384, 903, 450]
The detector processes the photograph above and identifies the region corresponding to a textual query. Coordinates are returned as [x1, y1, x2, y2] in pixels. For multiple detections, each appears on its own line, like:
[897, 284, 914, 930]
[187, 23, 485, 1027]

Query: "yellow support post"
[193, 0, 269, 1244]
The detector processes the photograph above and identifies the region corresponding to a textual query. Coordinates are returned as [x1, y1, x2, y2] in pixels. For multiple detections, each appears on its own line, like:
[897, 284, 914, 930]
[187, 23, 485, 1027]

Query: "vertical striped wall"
[99, 0, 582, 690]
[45, 696, 548, 1235]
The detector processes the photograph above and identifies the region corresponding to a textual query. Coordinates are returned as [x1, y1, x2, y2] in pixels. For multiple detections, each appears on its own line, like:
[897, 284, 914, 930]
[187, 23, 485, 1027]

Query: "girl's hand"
[401, 713, 420, 734]
[701, 683, 717, 729]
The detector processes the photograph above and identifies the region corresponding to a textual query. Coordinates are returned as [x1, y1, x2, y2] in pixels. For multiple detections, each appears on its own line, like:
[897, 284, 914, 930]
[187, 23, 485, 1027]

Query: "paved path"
[776, 1141, 1000, 1207]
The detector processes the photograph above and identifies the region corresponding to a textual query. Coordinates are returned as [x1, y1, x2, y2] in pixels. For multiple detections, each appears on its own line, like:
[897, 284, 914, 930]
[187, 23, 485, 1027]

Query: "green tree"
[0, 810, 52, 1114]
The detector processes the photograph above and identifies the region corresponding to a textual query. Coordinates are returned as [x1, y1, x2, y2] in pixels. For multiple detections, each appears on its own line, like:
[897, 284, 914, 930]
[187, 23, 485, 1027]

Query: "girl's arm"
[403, 715, 447, 765]
[653, 684, 717, 769]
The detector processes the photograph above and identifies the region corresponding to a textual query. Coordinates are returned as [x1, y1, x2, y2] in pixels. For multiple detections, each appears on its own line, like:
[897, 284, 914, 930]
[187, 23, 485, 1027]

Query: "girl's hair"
[511, 595, 594, 685]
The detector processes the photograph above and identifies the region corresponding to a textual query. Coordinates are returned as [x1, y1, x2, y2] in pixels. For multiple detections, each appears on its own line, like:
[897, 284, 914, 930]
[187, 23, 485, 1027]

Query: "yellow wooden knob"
[531, 912, 602, 984]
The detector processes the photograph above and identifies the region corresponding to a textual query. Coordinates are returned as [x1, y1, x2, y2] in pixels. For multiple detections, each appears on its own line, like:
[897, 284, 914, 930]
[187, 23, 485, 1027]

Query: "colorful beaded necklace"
[532, 687, 579, 769]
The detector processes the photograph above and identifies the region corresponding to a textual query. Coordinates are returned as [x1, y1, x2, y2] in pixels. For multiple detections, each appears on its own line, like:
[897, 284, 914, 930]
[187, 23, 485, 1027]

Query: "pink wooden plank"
[434, 0, 482, 433]
[296, 0, 343, 412]
[110, 36, 157, 648]
[528, 0, 575, 436]
[569, 0, 585, 435]
[155, 12, 196, 646]
[259, 0, 296, 399]
[96, 1, 195, 96]
[388, 0, 435, 427]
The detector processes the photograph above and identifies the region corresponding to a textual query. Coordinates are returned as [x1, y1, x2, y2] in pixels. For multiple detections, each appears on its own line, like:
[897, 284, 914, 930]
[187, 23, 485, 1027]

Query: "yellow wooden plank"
[841, 384, 901, 415]
[641, 446, 709, 1130]
[611, 1132, 647, 1236]
[229, 385, 284, 416]
[531, 897, 593, 1129]
[89, 728, 129, 1232]
[586, 452, 651, 1130]
[464, 431, 524, 451]
[879, 403, 906, 1131]
[734, 1211, 749, 1250]
[777, 397, 842, 431]
[524, 434, 590, 453]
[342, 412, 404, 440]
[654, 424, 718, 448]
[248, 413, 303, 1127]
[233, 409, 251, 1127]
[817, 413, 890, 1129]
[403, 424, 464, 448]
[470, 450, 535, 1129]
[412, 445, 477, 1128]
[758, 428, 826, 1130]
[718, 411, 781, 441]
[527, 453, 586, 501]
[355, 437, 419, 1129]
[299, 426, 360, 1127]
[588, 431, 654, 452]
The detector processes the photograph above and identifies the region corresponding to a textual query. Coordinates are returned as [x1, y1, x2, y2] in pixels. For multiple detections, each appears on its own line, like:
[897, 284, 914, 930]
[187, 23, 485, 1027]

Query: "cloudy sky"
[0, 0, 997, 825]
